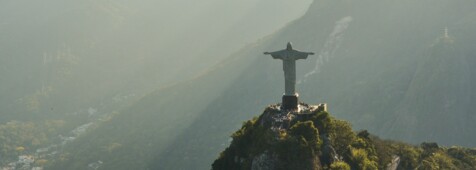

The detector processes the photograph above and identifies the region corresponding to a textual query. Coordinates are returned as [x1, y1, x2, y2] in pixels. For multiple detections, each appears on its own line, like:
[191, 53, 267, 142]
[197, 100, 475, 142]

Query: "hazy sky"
[0, 0, 314, 114]
[0, 0, 313, 82]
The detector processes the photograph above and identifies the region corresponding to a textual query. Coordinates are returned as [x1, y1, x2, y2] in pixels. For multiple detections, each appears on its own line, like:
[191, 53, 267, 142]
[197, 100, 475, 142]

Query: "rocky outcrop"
[250, 151, 278, 170]
[212, 103, 327, 170]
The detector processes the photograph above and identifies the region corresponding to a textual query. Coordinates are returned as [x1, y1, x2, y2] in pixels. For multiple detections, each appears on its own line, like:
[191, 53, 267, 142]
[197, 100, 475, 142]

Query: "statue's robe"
[265, 48, 313, 96]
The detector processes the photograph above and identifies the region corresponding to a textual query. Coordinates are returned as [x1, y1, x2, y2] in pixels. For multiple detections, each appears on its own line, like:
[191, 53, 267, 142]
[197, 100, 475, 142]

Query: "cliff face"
[213, 103, 476, 170]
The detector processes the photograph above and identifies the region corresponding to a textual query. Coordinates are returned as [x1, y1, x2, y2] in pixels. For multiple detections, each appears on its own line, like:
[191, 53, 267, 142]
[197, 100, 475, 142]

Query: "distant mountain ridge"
[50, 0, 476, 169]
[383, 36, 473, 145]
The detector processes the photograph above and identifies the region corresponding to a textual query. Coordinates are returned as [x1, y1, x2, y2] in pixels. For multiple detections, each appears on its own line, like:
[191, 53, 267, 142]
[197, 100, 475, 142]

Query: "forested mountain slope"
[213, 105, 476, 170]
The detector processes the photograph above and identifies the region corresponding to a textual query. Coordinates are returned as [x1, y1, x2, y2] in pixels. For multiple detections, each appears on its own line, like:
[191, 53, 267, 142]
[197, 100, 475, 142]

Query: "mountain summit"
[212, 103, 476, 170]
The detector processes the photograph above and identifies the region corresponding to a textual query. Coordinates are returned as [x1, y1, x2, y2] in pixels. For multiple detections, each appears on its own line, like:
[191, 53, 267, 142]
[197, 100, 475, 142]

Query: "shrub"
[330, 161, 351, 170]
[289, 121, 320, 146]
[350, 148, 378, 170]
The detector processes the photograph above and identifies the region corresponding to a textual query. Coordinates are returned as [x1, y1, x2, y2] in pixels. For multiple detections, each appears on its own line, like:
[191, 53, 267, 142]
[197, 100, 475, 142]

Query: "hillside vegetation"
[213, 104, 476, 170]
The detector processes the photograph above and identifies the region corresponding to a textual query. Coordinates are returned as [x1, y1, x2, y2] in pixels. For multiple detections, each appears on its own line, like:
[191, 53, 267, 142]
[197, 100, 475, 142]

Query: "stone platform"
[259, 103, 328, 132]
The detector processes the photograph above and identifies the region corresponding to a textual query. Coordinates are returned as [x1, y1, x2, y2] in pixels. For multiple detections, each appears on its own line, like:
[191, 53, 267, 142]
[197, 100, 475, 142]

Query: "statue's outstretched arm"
[264, 50, 286, 60]
[294, 50, 315, 60]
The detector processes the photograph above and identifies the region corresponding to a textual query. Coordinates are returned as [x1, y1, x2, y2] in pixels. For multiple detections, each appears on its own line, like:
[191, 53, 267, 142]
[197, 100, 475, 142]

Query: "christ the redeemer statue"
[264, 42, 314, 110]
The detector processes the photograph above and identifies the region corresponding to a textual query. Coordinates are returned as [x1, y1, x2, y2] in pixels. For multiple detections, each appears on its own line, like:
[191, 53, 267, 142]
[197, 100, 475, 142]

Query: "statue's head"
[286, 42, 293, 50]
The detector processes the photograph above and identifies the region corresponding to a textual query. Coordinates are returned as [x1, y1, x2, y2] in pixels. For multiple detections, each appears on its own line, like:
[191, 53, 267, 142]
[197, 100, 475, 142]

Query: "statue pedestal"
[282, 95, 298, 110]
